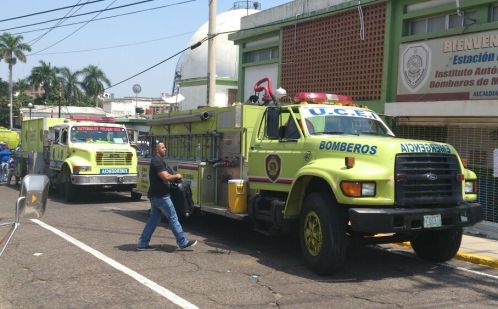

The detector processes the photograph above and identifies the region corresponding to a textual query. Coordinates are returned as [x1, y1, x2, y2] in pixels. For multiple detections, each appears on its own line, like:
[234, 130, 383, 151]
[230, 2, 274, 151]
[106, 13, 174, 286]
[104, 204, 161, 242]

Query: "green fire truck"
[136, 80, 482, 275]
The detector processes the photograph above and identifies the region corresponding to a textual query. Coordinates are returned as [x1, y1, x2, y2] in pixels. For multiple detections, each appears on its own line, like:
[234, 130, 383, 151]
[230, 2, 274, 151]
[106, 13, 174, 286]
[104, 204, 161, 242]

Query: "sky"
[0, 0, 289, 98]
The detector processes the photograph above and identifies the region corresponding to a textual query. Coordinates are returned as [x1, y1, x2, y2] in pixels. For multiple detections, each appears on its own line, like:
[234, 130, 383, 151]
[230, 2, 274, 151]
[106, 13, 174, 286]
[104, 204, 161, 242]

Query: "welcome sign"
[397, 29, 498, 101]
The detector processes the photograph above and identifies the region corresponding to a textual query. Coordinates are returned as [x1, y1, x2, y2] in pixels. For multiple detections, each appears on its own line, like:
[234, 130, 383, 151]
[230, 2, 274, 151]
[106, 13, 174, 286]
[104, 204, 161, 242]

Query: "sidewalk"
[459, 222, 498, 269]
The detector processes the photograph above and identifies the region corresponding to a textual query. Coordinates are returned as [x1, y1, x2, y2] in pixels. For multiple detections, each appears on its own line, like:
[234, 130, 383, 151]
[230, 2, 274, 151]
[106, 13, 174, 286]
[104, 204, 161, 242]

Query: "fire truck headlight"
[464, 180, 477, 194]
[340, 181, 376, 197]
[361, 182, 376, 197]
[73, 166, 91, 174]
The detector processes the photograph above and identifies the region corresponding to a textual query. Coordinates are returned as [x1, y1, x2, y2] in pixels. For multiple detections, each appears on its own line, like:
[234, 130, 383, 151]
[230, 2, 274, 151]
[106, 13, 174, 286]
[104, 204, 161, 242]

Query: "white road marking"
[446, 264, 498, 280]
[388, 248, 498, 280]
[31, 219, 199, 309]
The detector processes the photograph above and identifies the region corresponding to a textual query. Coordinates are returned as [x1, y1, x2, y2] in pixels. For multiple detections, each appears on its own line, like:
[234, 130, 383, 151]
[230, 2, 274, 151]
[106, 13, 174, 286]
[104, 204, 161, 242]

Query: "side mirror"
[19, 175, 50, 219]
[0, 175, 49, 256]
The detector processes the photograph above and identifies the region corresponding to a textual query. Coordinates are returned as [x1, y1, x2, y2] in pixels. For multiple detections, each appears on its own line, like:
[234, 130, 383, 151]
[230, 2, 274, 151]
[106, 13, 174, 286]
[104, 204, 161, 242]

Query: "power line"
[14, 0, 197, 36]
[31, 0, 120, 55]
[105, 38, 206, 90]
[29, 31, 194, 56]
[30, 0, 195, 54]
[103, 6, 351, 91]
[0, 0, 171, 32]
[0, 0, 104, 23]
[29, 0, 87, 46]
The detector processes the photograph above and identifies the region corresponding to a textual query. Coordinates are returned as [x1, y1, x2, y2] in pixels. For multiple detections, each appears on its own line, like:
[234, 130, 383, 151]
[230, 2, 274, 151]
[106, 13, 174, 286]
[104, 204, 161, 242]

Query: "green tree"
[14, 78, 30, 94]
[27, 60, 58, 100]
[57, 67, 83, 105]
[0, 78, 8, 97]
[0, 78, 8, 127]
[0, 32, 31, 129]
[80, 65, 111, 100]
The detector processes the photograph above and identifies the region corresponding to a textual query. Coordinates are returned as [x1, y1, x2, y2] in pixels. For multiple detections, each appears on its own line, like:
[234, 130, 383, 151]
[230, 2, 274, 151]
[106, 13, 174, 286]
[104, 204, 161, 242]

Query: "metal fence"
[394, 124, 498, 223]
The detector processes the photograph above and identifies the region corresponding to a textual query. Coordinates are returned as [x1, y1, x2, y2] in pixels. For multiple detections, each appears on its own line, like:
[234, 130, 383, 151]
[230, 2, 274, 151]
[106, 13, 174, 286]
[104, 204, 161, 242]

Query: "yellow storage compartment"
[228, 179, 248, 213]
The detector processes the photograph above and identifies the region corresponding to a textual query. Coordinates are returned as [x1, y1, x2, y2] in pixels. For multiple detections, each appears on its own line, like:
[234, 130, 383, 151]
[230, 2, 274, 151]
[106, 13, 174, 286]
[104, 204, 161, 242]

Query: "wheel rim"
[303, 210, 322, 257]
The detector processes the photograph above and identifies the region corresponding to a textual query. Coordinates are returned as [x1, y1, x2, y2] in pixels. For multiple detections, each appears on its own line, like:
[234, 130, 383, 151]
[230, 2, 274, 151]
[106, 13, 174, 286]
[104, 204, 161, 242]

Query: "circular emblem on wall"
[265, 154, 281, 182]
[401, 43, 431, 92]
[304, 151, 312, 162]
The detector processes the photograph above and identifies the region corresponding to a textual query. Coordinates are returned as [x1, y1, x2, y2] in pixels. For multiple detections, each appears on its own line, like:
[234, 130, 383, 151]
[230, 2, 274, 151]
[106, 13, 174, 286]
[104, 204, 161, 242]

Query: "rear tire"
[410, 228, 462, 262]
[131, 191, 142, 200]
[299, 192, 347, 275]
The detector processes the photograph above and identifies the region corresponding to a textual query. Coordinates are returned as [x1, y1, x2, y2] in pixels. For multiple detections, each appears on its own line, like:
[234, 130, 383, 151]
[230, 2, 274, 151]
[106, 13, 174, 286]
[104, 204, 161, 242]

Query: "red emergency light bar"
[70, 115, 115, 123]
[293, 92, 353, 104]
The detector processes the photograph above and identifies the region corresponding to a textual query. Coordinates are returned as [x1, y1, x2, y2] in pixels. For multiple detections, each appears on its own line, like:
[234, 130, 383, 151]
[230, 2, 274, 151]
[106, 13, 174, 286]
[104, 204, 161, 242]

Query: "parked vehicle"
[17, 118, 140, 202]
[0, 127, 20, 150]
[136, 77, 482, 275]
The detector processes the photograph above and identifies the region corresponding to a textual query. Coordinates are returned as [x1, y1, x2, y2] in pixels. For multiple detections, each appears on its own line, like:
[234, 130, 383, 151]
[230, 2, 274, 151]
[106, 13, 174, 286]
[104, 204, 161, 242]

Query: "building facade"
[230, 0, 498, 225]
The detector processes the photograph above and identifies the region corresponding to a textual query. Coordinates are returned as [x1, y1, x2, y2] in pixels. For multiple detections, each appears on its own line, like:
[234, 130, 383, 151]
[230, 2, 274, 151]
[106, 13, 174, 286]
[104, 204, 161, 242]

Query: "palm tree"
[79, 65, 111, 101]
[0, 32, 31, 129]
[13, 78, 30, 95]
[58, 67, 83, 104]
[28, 60, 58, 100]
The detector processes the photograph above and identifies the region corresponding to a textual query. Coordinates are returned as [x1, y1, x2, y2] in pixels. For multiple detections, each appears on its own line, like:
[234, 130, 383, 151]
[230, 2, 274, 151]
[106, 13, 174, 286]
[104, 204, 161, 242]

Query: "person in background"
[137, 142, 197, 251]
[0, 142, 12, 183]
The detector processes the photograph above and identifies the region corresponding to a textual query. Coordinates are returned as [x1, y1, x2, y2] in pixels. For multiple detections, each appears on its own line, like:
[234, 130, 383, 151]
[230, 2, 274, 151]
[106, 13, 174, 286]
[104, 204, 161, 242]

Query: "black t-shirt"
[147, 155, 172, 198]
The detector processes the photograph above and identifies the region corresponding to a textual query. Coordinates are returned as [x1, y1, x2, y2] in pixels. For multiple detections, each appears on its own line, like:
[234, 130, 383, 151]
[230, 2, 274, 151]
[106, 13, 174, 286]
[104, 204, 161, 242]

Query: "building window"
[408, 10, 476, 35]
[427, 15, 445, 32]
[406, 0, 456, 13]
[492, 4, 498, 21]
[245, 47, 279, 63]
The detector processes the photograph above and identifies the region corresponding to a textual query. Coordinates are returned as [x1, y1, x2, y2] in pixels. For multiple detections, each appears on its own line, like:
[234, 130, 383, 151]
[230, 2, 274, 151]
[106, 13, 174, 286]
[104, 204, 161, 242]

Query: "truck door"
[248, 107, 305, 192]
[50, 127, 67, 171]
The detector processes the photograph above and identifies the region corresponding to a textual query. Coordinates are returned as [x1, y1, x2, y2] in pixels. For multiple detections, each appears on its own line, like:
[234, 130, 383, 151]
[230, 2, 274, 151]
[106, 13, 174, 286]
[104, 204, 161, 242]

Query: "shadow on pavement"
[116, 243, 177, 252]
[110, 206, 498, 293]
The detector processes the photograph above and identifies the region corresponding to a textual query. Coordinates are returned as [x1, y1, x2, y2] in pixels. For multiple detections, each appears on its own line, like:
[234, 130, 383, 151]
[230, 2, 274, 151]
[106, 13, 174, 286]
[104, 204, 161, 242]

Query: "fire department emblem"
[401, 44, 431, 92]
[304, 151, 312, 162]
[265, 154, 281, 182]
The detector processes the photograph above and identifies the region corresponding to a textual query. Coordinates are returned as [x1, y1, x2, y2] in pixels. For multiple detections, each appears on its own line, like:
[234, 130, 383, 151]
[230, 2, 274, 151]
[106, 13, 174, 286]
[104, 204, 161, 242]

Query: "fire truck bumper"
[348, 202, 482, 234]
[71, 174, 137, 185]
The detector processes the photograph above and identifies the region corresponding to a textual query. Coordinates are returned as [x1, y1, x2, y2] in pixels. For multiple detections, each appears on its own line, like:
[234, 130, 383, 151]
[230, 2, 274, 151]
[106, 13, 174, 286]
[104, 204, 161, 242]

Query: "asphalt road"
[1, 184, 498, 308]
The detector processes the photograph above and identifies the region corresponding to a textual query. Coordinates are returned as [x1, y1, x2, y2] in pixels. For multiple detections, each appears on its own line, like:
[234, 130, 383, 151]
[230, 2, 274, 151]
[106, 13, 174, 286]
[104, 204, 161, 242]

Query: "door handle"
[250, 144, 261, 150]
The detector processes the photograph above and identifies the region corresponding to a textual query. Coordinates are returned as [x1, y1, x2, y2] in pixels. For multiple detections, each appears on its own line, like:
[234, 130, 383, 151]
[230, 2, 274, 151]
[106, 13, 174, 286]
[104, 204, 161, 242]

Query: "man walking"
[137, 142, 197, 250]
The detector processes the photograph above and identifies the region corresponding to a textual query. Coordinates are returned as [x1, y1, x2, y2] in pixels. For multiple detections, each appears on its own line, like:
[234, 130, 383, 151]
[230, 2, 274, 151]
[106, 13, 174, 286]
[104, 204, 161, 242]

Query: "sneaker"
[179, 240, 197, 250]
[137, 245, 155, 251]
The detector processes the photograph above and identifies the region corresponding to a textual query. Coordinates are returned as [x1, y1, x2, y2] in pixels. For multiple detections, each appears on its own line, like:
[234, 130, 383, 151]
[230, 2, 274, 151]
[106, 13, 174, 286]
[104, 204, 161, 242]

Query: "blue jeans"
[0, 162, 7, 182]
[138, 195, 189, 248]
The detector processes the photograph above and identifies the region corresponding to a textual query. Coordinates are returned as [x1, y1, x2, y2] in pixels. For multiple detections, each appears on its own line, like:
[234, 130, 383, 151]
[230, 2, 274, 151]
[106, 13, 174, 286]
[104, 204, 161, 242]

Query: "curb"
[395, 242, 498, 270]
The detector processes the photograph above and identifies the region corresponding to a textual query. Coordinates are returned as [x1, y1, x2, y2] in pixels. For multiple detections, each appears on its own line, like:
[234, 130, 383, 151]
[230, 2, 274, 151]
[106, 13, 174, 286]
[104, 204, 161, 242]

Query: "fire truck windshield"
[70, 126, 129, 144]
[300, 106, 394, 137]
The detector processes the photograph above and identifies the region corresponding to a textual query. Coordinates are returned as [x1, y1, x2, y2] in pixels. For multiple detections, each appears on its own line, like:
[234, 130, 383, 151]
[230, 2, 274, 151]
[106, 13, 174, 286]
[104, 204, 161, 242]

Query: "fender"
[284, 157, 394, 218]
[284, 160, 339, 219]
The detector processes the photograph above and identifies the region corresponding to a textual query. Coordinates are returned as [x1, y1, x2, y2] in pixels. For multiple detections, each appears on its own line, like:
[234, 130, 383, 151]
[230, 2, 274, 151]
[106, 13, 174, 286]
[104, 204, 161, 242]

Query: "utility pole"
[207, 0, 216, 106]
[58, 81, 62, 118]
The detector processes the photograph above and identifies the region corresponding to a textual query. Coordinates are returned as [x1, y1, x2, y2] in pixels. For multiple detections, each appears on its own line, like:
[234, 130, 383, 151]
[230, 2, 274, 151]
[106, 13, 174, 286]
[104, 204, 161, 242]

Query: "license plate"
[423, 214, 442, 228]
[100, 168, 129, 174]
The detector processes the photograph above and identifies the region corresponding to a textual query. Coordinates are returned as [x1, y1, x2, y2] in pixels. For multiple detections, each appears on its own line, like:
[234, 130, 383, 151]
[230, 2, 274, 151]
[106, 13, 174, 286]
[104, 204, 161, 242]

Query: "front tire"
[299, 192, 347, 275]
[61, 167, 77, 203]
[410, 228, 462, 262]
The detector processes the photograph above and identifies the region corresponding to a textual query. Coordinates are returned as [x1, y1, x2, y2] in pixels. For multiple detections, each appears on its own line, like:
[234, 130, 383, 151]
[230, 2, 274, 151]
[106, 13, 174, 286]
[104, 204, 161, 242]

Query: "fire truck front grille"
[395, 154, 462, 207]
[96, 152, 132, 166]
